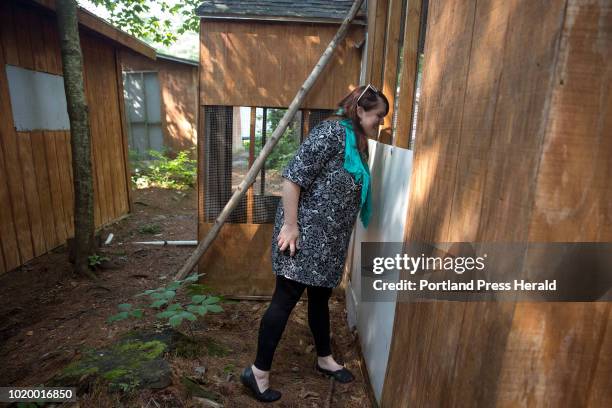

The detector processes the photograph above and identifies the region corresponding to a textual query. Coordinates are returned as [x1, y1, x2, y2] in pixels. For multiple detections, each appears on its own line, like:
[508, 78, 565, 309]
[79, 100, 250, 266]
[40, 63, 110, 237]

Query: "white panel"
[5, 65, 70, 131]
[345, 141, 413, 403]
[144, 72, 161, 123]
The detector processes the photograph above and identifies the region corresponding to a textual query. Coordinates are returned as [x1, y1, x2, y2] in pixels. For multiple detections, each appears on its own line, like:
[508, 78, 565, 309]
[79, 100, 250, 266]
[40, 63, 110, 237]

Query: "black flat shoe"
[315, 364, 355, 383]
[240, 366, 282, 402]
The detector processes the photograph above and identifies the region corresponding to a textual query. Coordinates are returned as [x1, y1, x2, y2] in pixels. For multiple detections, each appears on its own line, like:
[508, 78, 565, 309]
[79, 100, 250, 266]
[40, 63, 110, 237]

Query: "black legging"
[254, 275, 333, 371]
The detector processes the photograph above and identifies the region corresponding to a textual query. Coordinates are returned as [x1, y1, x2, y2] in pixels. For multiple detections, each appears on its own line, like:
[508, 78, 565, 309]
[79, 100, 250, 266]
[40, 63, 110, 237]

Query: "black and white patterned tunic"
[272, 120, 363, 288]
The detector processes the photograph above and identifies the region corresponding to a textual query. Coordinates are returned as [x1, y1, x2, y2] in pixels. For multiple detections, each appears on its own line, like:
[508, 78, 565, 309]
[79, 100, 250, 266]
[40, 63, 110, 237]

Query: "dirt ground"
[0, 187, 372, 407]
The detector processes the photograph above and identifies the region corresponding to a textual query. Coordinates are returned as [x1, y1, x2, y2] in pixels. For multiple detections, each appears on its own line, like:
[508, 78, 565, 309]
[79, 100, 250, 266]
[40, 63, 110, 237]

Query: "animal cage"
[201, 106, 333, 224]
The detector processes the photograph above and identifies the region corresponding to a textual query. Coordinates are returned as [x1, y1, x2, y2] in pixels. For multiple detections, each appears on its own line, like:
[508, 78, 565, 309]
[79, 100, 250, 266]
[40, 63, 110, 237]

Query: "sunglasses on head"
[356, 84, 379, 104]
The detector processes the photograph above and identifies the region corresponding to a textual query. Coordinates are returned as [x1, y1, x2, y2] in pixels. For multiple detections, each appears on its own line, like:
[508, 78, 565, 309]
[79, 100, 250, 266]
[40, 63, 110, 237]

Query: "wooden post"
[379, 0, 405, 144]
[302, 109, 311, 142]
[247, 107, 256, 223]
[175, 0, 365, 280]
[394, 0, 424, 149]
[365, 0, 389, 89]
[261, 107, 267, 196]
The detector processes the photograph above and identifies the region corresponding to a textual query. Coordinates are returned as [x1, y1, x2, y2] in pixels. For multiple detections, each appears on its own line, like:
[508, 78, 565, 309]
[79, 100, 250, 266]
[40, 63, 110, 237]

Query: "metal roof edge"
[198, 14, 366, 25]
[156, 53, 199, 67]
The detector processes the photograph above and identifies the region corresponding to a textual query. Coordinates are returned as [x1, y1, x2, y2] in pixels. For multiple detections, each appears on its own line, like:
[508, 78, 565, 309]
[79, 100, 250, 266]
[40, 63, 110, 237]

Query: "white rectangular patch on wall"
[5, 64, 70, 131]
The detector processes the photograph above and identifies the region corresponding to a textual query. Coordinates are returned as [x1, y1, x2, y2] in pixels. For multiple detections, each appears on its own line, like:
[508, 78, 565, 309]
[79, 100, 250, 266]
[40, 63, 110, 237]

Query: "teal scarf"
[340, 119, 372, 228]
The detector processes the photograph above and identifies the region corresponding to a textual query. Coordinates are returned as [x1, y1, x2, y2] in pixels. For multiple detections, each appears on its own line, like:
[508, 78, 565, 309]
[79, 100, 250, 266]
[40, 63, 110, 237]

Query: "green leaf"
[187, 305, 207, 316]
[156, 310, 177, 319]
[167, 303, 184, 312]
[130, 309, 144, 318]
[191, 295, 206, 304]
[184, 273, 200, 283]
[202, 296, 220, 305]
[150, 299, 168, 308]
[206, 305, 224, 313]
[151, 290, 175, 300]
[150, 292, 165, 300]
[118, 303, 132, 311]
[180, 311, 197, 321]
[108, 311, 129, 323]
[168, 314, 183, 327]
[166, 281, 181, 291]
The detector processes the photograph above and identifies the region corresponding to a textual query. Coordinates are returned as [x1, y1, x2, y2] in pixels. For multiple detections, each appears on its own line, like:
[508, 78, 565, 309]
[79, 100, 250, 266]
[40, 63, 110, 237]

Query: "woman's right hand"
[277, 222, 300, 257]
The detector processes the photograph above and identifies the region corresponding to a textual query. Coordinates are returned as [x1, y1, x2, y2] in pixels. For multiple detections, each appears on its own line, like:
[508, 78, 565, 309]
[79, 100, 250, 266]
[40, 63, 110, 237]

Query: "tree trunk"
[56, 0, 95, 276]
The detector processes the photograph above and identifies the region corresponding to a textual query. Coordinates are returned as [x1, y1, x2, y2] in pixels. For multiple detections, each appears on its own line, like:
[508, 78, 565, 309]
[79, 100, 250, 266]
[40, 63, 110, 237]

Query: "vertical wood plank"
[394, 0, 424, 148]
[56, 132, 75, 236]
[379, 0, 404, 143]
[0, 140, 21, 273]
[114, 48, 133, 214]
[366, 0, 389, 89]
[196, 22, 206, 235]
[587, 304, 612, 407]
[197, 104, 206, 242]
[0, 1, 20, 65]
[95, 44, 116, 224]
[28, 11, 48, 72]
[302, 109, 311, 140]
[0, 239, 5, 274]
[13, 3, 35, 70]
[17, 132, 46, 256]
[93, 43, 119, 220]
[105, 46, 128, 218]
[44, 132, 69, 242]
[247, 107, 256, 223]
[40, 12, 62, 75]
[80, 36, 104, 226]
[30, 130, 58, 250]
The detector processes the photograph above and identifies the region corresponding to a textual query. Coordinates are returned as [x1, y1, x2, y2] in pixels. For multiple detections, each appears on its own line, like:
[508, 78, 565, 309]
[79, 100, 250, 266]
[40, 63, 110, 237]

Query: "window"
[123, 71, 163, 156]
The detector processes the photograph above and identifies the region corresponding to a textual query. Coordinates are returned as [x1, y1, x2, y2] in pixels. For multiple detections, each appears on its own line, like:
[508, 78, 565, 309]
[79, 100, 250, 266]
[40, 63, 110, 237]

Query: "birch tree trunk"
[56, 0, 95, 276]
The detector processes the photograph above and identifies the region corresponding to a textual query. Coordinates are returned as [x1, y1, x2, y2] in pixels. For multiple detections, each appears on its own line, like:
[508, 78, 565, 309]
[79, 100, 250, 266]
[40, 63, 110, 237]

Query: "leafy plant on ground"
[130, 149, 196, 190]
[88, 254, 110, 269]
[108, 274, 224, 333]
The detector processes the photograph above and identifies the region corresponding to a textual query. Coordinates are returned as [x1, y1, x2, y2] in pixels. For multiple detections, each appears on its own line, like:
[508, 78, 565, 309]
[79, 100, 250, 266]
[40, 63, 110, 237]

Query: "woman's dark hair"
[334, 85, 389, 156]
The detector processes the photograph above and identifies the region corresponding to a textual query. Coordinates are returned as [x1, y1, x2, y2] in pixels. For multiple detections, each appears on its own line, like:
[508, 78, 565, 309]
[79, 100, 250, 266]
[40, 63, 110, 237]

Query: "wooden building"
[0, 0, 156, 274]
[343, 0, 611, 406]
[195, 0, 367, 294]
[120, 51, 198, 157]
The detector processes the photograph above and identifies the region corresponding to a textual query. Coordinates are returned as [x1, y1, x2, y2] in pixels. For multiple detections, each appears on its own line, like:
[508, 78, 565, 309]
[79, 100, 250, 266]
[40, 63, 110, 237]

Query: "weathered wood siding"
[199, 20, 365, 109]
[382, 0, 611, 406]
[0, 1, 131, 274]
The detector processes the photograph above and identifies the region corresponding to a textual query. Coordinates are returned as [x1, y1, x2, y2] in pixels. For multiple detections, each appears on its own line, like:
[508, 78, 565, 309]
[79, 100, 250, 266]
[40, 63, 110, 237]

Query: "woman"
[241, 85, 389, 402]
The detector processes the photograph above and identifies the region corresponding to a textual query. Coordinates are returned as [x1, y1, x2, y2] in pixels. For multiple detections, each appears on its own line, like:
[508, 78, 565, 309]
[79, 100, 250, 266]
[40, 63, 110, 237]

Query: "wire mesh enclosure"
[202, 106, 333, 224]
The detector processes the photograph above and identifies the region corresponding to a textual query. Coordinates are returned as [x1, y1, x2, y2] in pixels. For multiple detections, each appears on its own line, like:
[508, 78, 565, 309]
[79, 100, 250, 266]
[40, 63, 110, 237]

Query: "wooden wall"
[382, 0, 611, 406]
[121, 50, 198, 155]
[363, 0, 424, 147]
[0, 0, 131, 274]
[199, 20, 365, 109]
